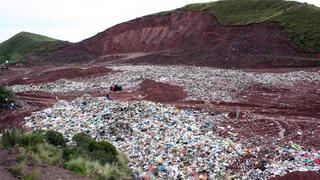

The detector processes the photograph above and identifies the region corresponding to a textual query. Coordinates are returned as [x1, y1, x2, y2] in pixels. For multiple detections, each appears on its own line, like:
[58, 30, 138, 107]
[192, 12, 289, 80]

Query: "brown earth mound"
[139, 79, 187, 102]
[270, 171, 320, 180]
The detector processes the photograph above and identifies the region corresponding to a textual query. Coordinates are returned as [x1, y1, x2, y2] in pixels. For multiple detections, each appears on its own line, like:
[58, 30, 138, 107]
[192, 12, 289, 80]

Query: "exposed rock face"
[80, 11, 297, 56]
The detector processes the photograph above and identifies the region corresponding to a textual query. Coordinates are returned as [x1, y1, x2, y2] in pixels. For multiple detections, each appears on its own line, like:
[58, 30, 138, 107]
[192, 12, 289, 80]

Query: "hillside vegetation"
[0, 32, 68, 64]
[0, 129, 132, 179]
[179, 0, 320, 52]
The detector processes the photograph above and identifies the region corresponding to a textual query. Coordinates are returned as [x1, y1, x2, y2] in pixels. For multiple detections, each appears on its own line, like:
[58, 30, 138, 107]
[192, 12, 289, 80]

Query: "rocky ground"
[1, 64, 320, 179]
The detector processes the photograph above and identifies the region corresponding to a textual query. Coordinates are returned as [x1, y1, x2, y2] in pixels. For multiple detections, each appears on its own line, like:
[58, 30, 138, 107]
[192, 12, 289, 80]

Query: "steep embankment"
[73, 0, 320, 68]
[181, 0, 320, 52]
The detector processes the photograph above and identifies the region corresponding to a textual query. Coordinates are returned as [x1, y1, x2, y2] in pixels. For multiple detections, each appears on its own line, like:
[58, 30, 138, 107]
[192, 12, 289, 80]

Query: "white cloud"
[0, 0, 319, 43]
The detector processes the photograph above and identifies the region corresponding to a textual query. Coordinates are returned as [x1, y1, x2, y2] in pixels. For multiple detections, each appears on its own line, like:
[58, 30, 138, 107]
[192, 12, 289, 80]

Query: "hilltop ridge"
[0, 32, 69, 64]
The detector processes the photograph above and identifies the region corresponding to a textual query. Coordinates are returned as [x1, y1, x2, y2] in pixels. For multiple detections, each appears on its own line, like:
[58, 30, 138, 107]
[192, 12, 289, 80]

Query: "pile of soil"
[139, 79, 187, 103]
[270, 171, 320, 180]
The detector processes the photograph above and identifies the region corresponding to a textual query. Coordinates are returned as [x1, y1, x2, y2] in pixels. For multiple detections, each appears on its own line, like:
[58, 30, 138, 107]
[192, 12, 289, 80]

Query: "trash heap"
[24, 95, 320, 179]
[240, 145, 320, 179]
[25, 95, 243, 179]
[261, 145, 320, 176]
[11, 65, 320, 102]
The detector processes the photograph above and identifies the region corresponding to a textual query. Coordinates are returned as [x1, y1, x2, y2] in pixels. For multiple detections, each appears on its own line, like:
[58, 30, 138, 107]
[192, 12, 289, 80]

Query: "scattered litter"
[10, 65, 320, 103]
[291, 143, 303, 151]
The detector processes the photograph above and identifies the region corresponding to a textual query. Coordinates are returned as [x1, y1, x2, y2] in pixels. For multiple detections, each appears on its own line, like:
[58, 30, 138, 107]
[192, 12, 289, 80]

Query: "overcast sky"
[1, 0, 319, 43]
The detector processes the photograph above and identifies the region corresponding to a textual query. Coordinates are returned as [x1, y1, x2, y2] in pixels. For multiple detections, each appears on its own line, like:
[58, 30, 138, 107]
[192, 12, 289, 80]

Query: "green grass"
[64, 156, 131, 180]
[32, 143, 64, 166]
[158, 0, 320, 52]
[0, 32, 68, 64]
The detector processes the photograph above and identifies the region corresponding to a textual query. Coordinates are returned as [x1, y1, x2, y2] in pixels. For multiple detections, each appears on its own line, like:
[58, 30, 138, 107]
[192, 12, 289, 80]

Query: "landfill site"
[1, 62, 320, 179]
[1, 0, 320, 179]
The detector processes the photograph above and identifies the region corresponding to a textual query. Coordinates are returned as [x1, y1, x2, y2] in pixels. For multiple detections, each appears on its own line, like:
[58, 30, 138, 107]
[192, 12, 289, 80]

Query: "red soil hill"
[74, 11, 319, 68]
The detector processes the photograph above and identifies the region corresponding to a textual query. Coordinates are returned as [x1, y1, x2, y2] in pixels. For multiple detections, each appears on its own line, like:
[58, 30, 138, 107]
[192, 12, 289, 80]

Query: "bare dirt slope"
[74, 11, 320, 68]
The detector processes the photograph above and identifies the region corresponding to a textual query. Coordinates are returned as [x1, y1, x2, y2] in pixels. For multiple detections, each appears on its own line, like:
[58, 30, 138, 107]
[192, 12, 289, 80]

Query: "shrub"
[71, 133, 118, 164]
[1, 129, 19, 148]
[62, 146, 87, 161]
[32, 129, 46, 136]
[116, 152, 131, 170]
[64, 157, 87, 175]
[9, 164, 24, 178]
[91, 149, 117, 165]
[22, 169, 40, 180]
[72, 132, 91, 145]
[88, 140, 118, 156]
[15, 147, 28, 163]
[18, 132, 44, 148]
[0, 86, 13, 104]
[45, 130, 66, 147]
[65, 158, 128, 180]
[72, 132, 92, 150]
[96, 163, 129, 180]
[1, 129, 132, 179]
[33, 143, 63, 166]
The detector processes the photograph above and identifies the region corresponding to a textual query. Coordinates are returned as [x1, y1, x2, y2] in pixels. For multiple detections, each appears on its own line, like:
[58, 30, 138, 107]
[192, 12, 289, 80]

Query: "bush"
[64, 157, 87, 175]
[0, 86, 13, 104]
[33, 143, 63, 166]
[72, 133, 118, 164]
[45, 130, 66, 147]
[2, 129, 44, 150]
[63, 146, 87, 161]
[1, 130, 132, 179]
[65, 157, 129, 180]
[1, 129, 19, 148]
[32, 129, 46, 136]
[88, 141, 118, 156]
[18, 133, 44, 148]
[22, 169, 40, 180]
[72, 132, 92, 150]
[91, 149, 117, 165]
[9, 164, 24, 178]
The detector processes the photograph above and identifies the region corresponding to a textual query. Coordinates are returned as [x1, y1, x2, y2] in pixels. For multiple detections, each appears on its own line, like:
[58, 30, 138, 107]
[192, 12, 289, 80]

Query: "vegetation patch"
[0, 86, 13, 104]
[0, 129, 132, 180]
[0, 32, 68, 64]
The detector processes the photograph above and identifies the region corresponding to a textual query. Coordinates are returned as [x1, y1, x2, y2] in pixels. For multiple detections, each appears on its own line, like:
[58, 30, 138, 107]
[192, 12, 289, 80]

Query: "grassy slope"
[0, 32, 68, 64]
[168, 0, 320, 52]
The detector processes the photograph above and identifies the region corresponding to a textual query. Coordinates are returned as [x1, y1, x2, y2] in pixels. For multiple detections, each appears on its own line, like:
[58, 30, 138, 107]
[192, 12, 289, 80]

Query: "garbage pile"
[25, 95, 241, 178]
[24, 95, 320, 179]
[238, 145, 320, 179]
[260, 145, 320, 176]
[10, 66, 320, 102]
